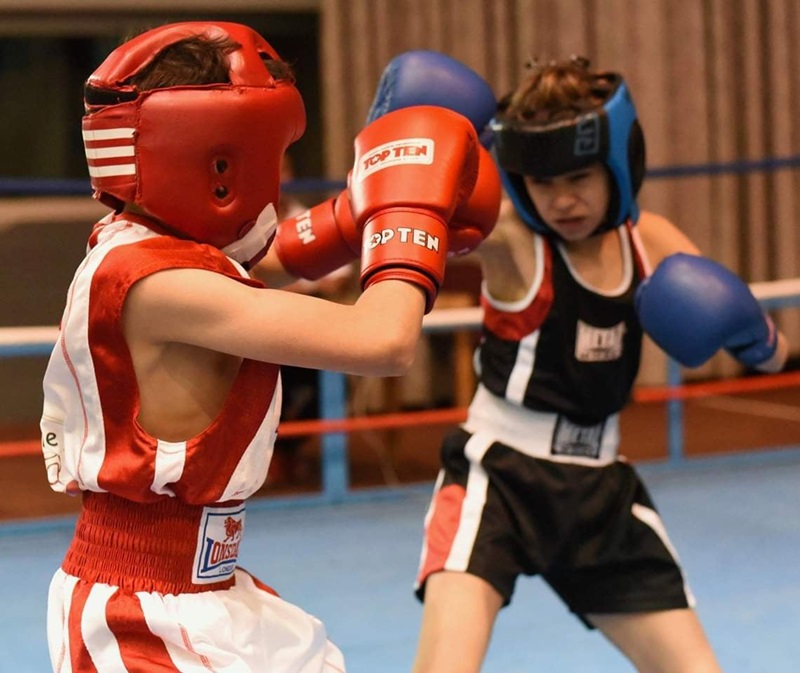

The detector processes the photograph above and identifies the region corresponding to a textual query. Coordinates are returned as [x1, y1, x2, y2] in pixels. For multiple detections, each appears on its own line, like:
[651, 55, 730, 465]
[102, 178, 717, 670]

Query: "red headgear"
[82, 22, 306, 266]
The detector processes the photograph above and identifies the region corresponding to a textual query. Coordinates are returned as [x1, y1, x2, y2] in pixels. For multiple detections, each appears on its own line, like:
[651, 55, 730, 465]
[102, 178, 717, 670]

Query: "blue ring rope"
[646, 154, 800, 178]
[1, 154, 800, 196]
[0, 177, 347, 197]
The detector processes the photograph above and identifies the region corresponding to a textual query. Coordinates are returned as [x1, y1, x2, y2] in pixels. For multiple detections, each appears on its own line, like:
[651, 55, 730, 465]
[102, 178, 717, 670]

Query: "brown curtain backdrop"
[320, 0, 799, 383]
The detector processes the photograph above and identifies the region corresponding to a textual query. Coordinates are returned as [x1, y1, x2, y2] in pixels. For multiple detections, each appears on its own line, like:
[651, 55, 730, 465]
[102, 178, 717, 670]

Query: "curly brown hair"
[503, 56, 614, 125]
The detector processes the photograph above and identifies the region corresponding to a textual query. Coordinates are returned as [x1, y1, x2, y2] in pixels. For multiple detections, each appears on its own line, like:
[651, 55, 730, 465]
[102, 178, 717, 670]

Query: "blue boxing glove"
[635, 253, 778, 368]
[366, 50, 497, 145]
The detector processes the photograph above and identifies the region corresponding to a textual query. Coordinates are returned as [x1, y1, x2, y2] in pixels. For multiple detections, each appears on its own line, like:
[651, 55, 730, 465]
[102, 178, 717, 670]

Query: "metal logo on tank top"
[551, 416, 606, 459]
[574, 319, 626, 362]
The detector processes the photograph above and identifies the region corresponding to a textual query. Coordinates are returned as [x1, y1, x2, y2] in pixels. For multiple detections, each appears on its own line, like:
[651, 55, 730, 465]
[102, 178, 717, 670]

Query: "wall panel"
[320, 0, 800, 381]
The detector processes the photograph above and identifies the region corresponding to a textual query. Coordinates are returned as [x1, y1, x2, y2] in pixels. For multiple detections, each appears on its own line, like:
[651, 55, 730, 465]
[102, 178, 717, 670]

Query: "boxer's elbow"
[368, 327, 419, 376]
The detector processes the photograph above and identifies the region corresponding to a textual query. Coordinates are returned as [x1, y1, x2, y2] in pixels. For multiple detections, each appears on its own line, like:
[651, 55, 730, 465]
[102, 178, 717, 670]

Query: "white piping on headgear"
[221, 202, 278, 265]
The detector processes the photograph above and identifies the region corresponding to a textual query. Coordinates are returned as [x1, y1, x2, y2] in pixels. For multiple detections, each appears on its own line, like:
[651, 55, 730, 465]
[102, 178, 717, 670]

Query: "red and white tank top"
[40, 214, 281, 505]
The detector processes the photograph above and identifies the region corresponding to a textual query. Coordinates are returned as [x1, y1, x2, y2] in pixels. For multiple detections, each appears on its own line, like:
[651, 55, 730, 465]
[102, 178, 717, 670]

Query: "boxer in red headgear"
[81, 21, 304, 267]
[41, 22, 497, 673]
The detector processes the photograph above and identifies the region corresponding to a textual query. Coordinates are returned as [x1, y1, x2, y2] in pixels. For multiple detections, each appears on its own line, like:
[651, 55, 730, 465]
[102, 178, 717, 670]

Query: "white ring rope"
[1, 279, 799, 358]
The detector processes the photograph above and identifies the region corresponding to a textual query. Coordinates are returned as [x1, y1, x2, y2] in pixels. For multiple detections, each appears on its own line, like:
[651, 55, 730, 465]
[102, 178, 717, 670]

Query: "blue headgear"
[490, 72, 645, 236]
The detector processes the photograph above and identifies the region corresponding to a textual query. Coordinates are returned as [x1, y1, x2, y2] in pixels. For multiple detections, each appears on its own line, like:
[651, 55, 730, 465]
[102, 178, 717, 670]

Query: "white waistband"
[463, 384, 620, 466]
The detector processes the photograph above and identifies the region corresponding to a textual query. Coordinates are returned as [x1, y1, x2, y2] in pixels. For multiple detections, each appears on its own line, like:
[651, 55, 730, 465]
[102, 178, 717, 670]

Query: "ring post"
[666, 358, 685, 463]
[319, 370, 349, 502]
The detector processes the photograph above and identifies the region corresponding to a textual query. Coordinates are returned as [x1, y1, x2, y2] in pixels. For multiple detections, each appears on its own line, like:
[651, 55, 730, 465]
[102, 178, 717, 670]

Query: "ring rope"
[0, 281, 797, 456]
[4, 152, 800, 196]
[2, 368, 797, 459]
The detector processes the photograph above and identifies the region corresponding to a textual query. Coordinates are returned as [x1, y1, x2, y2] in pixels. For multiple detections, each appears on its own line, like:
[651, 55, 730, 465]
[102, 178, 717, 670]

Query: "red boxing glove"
[350, 106, 479, 312]
[448, 145, 500, 256]
[272, 189, 360, 281]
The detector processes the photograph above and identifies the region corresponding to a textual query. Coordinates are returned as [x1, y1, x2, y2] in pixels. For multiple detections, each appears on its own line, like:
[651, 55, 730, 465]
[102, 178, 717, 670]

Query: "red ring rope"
[1, 371, 797, 457]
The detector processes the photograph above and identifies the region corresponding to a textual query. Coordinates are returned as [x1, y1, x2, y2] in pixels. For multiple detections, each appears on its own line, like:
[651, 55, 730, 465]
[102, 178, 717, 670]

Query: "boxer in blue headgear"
[410, 55, 787, 673]
[491, 57, 645, 235]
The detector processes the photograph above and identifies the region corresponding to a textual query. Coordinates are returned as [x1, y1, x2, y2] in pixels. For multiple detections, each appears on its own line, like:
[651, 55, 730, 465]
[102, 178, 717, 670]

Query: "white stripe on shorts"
[137, 590, 230, 673]
[632, 502, 696, 607]
[48, 570, 78, 673]
[444, 432, 494, 571]
[82, 583, 127, 671]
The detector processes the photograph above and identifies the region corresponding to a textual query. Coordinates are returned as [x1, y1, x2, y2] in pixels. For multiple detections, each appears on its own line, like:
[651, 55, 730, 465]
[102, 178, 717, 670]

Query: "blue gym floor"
[2, 448, 799, 673]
